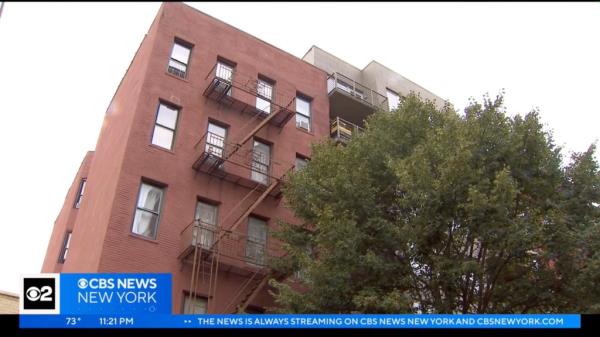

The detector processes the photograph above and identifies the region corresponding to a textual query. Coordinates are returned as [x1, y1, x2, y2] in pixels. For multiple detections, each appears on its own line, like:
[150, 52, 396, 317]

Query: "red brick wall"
[41, 151, 94, 273]
[57, 4, 166, 273]
[45, 2, 329, 313]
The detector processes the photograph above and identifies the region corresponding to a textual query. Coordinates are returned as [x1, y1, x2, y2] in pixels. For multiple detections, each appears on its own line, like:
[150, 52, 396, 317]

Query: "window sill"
[295, 127, 315, 136]
[165, 71, 189, 83]
[129, 233, 159, 244]
[149, 144, 176, 155]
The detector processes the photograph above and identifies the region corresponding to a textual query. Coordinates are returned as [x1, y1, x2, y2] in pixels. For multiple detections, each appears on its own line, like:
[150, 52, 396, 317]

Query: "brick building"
[42, 2, 446, 314]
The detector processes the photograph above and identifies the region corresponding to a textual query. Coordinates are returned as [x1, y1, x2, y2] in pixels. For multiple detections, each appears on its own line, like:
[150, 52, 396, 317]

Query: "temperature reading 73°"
[65, 317, 81, 326]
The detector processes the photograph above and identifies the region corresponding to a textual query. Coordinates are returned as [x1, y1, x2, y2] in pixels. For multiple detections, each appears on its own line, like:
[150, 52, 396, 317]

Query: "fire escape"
[178, 61, 294, 314]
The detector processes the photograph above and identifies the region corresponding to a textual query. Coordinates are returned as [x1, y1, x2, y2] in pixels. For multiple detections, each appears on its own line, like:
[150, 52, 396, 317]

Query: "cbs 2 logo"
[26, 285, 53, 302]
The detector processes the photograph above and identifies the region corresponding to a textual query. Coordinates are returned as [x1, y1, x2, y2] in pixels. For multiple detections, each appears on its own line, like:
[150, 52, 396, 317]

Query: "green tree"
[269, 93, 600, 313]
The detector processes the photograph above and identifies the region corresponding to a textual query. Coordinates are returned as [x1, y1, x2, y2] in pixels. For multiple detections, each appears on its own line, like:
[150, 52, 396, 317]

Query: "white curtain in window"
[133, 184, 163, 238]
[138, 185, 162, 211]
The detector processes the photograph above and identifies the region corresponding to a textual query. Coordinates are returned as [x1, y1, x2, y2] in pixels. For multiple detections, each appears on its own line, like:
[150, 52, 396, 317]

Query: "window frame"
[295, 154, 309, 171]
[215, 57, 236, 96]
[205, 120, 228, 159]
[151, 101, 180, 151]
[386, 88, 401, 111]
[58, 231, 72, 263]
[167, 39, 193, 79]
[194, 200, 219, 249]
[130, 181, 165, 240]
[295, 94, 312, 132]
[256, 76, 275, 114]
[182, 292, 208, 314]
[74, 178, 87, 209]
[246, 216, 268, 265]
[250, 139, 272, 185]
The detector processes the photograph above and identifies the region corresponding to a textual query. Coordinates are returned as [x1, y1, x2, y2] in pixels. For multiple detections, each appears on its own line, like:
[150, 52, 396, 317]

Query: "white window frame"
[205, 122, 227, 158]
[250, 140, 271, 185]
[151, 102, 179, 150]
[74, 178, 87, 208]
[167, 40, 192, 78]
[216, 61, 234, 96]
[387, 88, 401, 111]
[295, 95, 311, 131]
[131, 182, 164, 240]
[256, 78, 274, 114]
[58, 231, 72, 263]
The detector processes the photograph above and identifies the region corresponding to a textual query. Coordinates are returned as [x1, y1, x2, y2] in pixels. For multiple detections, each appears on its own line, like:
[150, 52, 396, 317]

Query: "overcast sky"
[0, 2, 598, 295]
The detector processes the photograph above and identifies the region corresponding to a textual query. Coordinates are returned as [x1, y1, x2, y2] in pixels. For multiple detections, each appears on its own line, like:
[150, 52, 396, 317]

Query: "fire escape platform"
[192, 150, 283, 199]
[202, 69, 295, 129]
[178, 222, 278, 277]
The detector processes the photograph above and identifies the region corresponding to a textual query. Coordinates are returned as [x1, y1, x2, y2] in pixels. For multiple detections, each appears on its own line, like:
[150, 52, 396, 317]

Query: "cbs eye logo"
[26, 285, 53, 302]
[20, 274, 60, 314]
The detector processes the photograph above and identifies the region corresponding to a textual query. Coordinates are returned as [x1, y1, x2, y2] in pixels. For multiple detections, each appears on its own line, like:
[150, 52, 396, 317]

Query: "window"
[295, 95, 311, 131]
[183, 294, 207, 314]
[256, 78, 273, 114]
[58, 231, 72, 263]
[251, 140, 271, 185]
[216, 61, 234, 96]
[131, 182, 164, 239]
[194, 201, 218, 249]
[74, 178, 87, 208]
[167, 41, 191, 78]
[246, 217, 267, 265]
[205, 122, 227, 158]
[151, 102, 179, 150]
[387, 89, 401, 111]
[295, 155, 309, 171]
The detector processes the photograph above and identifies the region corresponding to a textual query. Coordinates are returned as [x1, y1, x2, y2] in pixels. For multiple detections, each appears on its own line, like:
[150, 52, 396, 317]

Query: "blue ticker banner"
[20, 314, 580, 329]
[19, 273, 580, 329]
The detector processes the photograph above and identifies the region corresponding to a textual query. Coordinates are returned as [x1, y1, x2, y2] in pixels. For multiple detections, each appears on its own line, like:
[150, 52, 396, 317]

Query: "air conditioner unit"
[297, 120, 310, 131]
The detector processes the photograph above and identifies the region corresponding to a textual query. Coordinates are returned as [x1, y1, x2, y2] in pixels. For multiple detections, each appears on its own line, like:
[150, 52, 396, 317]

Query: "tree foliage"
[269, 93, 600, 313]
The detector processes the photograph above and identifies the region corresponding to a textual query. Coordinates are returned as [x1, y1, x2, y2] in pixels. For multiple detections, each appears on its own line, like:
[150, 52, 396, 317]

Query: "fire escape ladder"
[221, 267, 263, 314]
[208, 178, 280, 253]
[236, 273, 270, 313]
[224, 108, 288, 162]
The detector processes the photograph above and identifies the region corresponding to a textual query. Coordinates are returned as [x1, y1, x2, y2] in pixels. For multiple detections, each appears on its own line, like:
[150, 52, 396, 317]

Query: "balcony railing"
[203, 62, 295, 128]
[330, 117, 364, 144]
[180, 220, 278, 267]
[327, 72, 387, 109]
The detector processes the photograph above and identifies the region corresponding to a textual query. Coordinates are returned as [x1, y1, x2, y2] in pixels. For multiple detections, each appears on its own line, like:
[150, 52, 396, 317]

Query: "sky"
[0, 2, 598, 295]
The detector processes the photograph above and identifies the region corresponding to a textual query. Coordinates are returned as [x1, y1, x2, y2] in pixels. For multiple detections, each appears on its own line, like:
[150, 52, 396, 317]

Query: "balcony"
[179, 220, 279, 274]
[202, 62, 295, 128]
[330, 117, 364, 144]
[192, 131, 286, 198]
[327, 72, 387, 126]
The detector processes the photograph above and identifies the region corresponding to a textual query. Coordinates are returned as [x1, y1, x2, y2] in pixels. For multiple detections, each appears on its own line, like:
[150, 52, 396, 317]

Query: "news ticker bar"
[20, 314, 580, 329]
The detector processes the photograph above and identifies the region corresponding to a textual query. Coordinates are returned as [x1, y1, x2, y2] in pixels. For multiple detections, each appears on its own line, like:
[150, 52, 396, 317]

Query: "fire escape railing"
[180, 220, 280, 267]
[203, 62, 296, 128]
[184, 61, 302, 314]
